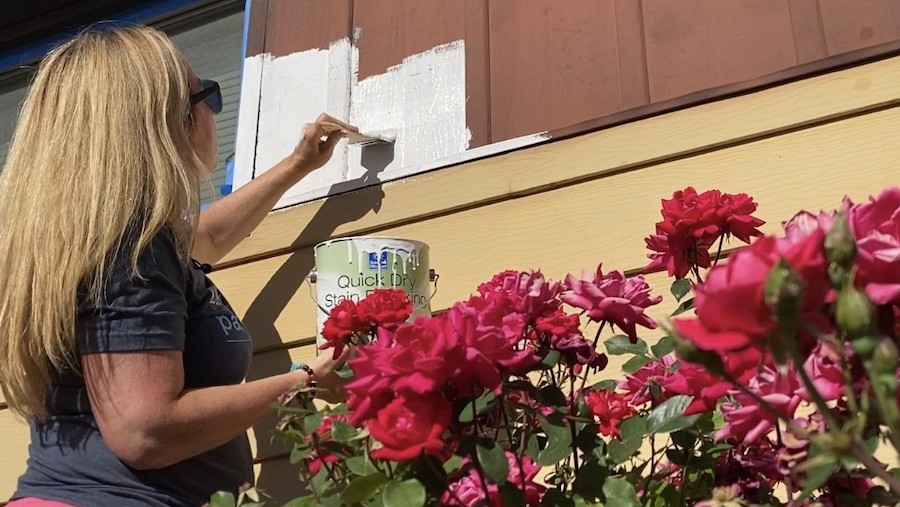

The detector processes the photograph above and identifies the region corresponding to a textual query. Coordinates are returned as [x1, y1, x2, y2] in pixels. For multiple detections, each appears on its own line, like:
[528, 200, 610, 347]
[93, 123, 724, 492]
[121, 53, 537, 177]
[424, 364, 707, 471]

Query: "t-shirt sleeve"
[77, 230, 189, 354]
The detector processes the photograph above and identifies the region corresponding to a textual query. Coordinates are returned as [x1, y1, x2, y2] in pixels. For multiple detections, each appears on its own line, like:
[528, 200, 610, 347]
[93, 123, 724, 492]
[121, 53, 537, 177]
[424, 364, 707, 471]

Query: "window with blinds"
[0, 4, 244, 206]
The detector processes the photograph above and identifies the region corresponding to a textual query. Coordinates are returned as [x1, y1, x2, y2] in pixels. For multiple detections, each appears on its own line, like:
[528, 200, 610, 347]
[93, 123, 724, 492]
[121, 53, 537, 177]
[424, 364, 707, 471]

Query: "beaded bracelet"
[290, 363, 318, 387]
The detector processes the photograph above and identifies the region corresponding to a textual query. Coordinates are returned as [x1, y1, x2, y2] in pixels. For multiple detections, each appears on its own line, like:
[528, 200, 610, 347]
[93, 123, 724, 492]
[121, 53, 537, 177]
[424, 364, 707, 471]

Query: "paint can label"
[313, 237, 431, 346]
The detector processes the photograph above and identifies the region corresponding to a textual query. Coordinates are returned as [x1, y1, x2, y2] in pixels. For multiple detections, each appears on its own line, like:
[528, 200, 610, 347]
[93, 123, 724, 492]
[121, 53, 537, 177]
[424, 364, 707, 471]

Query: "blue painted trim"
[219, 0, 253, 197]
[0, 0, 209, 74]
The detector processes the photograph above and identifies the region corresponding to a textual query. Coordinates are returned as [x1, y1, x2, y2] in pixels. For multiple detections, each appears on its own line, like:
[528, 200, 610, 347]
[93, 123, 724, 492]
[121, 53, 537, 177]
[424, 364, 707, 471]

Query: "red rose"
[346, 340, 396, 425]
[673, 231, 828, 352]
[357, 289, 413, 328]
[584, 389, 636, 438]
[645, 187, 764, 278]
[320, 299, 363, 359]
[369, 393, 451, 461]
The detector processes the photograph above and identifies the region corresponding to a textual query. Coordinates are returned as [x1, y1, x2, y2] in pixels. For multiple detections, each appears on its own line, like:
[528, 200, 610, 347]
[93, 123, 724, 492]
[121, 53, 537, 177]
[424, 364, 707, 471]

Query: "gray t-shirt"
[14, 230, 254, 507]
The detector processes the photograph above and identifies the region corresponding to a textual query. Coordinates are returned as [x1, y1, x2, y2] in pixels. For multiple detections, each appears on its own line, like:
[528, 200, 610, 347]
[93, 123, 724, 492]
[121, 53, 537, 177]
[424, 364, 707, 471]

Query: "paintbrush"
[321, 121, 396, 147]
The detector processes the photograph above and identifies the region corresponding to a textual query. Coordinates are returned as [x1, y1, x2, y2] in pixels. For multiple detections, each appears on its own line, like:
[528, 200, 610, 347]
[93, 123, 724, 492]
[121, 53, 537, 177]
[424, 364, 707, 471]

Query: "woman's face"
[186, 66, 219, 172]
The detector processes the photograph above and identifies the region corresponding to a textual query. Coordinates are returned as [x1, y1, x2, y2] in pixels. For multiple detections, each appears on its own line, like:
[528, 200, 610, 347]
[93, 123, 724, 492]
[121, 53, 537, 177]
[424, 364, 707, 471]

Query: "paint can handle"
[428, 268, 440, 302]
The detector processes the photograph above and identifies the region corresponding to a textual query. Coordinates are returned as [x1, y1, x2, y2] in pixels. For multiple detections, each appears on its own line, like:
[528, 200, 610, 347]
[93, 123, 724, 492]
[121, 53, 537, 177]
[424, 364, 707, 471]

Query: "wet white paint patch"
[346, 40, 471, 182]
[233, 39, 549, 209]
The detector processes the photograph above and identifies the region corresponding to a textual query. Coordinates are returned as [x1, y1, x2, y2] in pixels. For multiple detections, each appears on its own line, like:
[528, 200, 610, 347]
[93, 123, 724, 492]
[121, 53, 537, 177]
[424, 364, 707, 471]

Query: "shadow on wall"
[241, 142, 394, 504]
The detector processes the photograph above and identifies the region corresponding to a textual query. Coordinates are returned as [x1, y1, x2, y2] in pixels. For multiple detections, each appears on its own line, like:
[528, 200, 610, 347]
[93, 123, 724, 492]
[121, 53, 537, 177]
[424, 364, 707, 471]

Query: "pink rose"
[847, 186, 900, 305]
[715, 366, 802, 445]
[797, 342, 846, 402]
[562, 265, 662, 342]
[782, 210, 835, 244]
[674, 231, 828, 352]
[373, 317, 460, 395]
[441, 453, 545, 506]
[478, 270, 563, 320]
[618, 355, 675, 406]
[368, 393, 451, 461]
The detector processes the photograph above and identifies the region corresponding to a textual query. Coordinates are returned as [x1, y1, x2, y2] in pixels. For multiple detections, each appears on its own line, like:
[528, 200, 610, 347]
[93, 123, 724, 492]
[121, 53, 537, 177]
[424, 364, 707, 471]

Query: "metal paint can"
[309, 237, 434, 345]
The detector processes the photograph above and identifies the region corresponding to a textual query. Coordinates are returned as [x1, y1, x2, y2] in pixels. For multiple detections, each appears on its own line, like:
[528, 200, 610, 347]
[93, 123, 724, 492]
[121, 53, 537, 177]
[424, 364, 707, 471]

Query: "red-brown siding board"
[464, 0, 492, 148]
[788, 0, 829, 64]
[244, 0, 900, 153]
[819, 0, 900, 56]
[615, 0, 651, 110]
[264, 0, 352, 56]
[245, 0, 268, 57]
[642, 0, 798, 102]
[353, 0, 468, 80]
[488, 0, 628, 141]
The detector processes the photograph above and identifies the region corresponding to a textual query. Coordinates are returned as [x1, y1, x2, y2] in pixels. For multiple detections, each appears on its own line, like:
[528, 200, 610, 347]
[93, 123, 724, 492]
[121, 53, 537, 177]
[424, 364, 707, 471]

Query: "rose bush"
[210, 185, 900, 507]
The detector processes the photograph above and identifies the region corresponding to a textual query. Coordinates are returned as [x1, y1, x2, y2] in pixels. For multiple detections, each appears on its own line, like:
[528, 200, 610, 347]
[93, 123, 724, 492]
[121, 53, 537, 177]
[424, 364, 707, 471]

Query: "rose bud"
[835, 285, 875, 339]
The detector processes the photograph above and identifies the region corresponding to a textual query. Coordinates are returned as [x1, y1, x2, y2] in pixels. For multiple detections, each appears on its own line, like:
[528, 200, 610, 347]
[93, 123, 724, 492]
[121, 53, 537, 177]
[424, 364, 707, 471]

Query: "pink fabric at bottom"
[7, 498, 77, 507]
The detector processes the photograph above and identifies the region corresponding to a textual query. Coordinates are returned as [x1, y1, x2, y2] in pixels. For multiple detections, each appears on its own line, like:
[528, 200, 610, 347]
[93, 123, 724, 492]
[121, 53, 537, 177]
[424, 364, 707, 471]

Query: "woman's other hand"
[289, 113, 358, 176]
[309, 344, 355, 403]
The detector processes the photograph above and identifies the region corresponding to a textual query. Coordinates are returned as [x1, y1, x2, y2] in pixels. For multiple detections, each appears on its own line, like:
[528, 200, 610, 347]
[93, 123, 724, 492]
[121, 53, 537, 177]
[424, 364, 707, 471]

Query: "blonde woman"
[0, 26, 354, 507]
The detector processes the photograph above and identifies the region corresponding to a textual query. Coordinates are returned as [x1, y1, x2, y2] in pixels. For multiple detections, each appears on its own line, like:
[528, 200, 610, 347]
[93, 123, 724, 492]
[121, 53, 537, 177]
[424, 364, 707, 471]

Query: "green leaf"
[499, 483, 527, 506]
[289, 445, 311, 465]
[651, 336, 675, 358]
[572, 460, 608, 501]
[341, 473, 389, 504]
[799, 443, 837, 500]
[670, 429, 696, 450]
[524, 433, 541, 461]
[670, 297, 695, 317]
[646, 395, 693, 434]
[330, 421, 356, 443]
[382, 479, 427, 507]
[592, 379, 618, 391]
[602, 477, 641, 507]
[604, 335, 648, 356]
[619, 416, 647, 443]
[671, 279, 692, 301]
[542, 350, 562, 368]
[542, 489, 576, 507]
[539, 385, 569, 407]
[280, 495, 321, 507]
[537, 413, 573, 466]
[607, 437, 641, 464]
[476, 441, 509, 485]
[443, 454, 463, 474]
[303, 411, 326, 434]
[208, 491, 236, 507]
[458, 390, 497, 423]
[320, 494, 343, 507]
[345, 455, 378, 476]
[621, 355, 653, 373]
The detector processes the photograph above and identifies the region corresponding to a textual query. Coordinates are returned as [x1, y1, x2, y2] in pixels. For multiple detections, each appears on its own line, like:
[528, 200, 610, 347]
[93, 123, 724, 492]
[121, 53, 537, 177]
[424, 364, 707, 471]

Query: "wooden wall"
[2, 45, 900, 506]
[249, 0, 900, 148]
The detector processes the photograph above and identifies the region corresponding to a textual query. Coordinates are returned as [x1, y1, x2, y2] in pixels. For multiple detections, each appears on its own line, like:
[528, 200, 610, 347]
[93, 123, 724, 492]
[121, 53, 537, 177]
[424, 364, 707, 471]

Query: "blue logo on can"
[368, 251, 389, 270]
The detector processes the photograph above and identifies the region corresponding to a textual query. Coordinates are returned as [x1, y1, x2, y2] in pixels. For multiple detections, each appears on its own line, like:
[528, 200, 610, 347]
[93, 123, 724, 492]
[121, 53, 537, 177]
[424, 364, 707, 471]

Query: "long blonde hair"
[0, 25, 204, 419]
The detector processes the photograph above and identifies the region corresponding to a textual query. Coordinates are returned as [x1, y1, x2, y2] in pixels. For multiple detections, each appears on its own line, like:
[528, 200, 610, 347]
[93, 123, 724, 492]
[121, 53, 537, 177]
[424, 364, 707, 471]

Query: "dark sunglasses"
[189, 79, 222, 114]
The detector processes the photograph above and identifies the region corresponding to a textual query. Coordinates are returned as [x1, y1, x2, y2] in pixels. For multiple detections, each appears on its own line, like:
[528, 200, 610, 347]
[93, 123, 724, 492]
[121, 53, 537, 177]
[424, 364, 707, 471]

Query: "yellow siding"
[2, 55, 900, 503]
